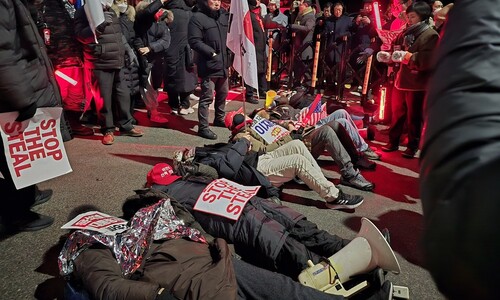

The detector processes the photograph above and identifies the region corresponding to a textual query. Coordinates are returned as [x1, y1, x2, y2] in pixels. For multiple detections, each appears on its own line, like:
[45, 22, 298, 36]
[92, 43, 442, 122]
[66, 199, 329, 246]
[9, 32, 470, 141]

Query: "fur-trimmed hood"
[111, 2, 136, 21]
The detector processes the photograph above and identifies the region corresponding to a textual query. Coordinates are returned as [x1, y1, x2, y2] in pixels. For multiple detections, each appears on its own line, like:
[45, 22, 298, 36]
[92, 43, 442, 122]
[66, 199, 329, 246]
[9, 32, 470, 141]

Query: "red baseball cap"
[146, 163, 181, 187]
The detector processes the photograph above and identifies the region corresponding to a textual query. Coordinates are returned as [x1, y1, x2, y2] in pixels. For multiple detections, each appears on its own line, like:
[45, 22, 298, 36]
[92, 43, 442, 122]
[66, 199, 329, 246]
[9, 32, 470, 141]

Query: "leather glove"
[392, 50, 411, 63]
[376, 51, 392, 63]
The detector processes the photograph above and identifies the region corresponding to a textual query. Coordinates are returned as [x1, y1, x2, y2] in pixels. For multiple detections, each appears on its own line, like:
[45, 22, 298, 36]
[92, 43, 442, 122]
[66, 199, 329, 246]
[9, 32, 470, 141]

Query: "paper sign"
[193, 178, 260, 221]
[0, 107, 72, 189]
[61, 211, 128, 235]
[251, 115, 290, 144]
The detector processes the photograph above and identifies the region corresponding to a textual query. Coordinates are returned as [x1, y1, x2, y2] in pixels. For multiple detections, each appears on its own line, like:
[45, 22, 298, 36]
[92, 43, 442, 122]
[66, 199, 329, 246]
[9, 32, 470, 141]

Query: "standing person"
[188, 0, 229, 140]
[134, 0, 172, 124]
[379, 1, 438, 158]
[0, 0, 61, 233]
[164, 0, 197, 115]
[289, 0, 316, 88]
[74, 0, 144, 145]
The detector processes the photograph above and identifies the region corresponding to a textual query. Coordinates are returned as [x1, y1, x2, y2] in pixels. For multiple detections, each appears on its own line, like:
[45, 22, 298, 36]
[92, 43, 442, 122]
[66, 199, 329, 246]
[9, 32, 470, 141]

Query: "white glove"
[392, 50, 409, 63]
[376, 51, 392, 63]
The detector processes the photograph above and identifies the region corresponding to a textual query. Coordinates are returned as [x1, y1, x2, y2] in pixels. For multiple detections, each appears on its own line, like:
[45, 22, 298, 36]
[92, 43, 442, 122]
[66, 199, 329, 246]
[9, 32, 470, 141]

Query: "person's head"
[207, 0, 221, 11]
[332, 2, 344, 18]
[248, 0, 257, 9]
[430, 0, 443, 12]
[322, 2, 333, 18]
[406, 1, 431, 25]
[224, 108, 252, 132]
[268, 0, 280, 13]
[362, 0, 373, 13]
[299, 0, 312, 13]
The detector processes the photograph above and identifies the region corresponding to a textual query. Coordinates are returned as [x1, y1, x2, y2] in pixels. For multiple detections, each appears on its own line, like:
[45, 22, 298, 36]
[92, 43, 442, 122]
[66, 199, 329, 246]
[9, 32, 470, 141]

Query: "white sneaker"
[171, 109, 179, 115]
[189, 94, 200, 101]
[187, 107, 195, 114]
[179, 108, 190, 115]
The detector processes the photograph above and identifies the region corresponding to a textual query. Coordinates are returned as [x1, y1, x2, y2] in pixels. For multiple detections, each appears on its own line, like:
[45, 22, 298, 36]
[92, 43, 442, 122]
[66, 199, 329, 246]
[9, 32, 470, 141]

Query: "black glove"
[16, 102, 37, 122]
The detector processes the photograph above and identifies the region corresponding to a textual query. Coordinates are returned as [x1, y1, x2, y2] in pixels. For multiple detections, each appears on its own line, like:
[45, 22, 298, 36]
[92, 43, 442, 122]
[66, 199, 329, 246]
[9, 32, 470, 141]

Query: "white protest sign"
[61, 211, 128, 235]
[251, 115, 290, 144]
[193, 178, 260, 221]
[0, 107, 72, 189]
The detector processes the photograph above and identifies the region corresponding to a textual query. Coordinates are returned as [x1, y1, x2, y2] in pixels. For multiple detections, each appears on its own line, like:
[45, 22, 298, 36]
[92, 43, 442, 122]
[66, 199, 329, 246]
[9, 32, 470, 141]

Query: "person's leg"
[257, 151, 339, 200]
[306, 125, 357, 178]
[198, 77, 215, 132]
[179, 91, 191, 109]
[91, 69, 115, 133]
[406, 91, 425, 151]
[0, 144, 52, 232]
[233, 258, 344, 300]
[387, 88, 407, 147]
[213, 77, 228, 124]
[167, 89, 180, 111]
[289, 219, 350, 257]
[113, 68, 135, 131]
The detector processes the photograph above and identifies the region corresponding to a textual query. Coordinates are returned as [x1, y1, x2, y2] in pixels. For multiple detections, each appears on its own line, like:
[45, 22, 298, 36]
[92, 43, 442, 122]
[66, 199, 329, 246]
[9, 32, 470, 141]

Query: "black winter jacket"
[188, 1, 229, 78]
[0, 0, 63, 113]
[193, 139, 280, 198]
[164, 0, 197, 93]
[420, 0, 500, 298]
[153, 177, 304, 270]
[119, 13, 141, 96]
[74, 7, 125, 69]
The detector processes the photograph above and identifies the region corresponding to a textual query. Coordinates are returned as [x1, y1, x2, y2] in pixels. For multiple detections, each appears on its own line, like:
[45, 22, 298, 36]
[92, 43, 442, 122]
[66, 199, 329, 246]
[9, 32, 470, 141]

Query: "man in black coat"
[188, 0, 230, 140]
[420, 0, 500, 298]
[0, 0, 62, 233]
[74, 0, 144, 145]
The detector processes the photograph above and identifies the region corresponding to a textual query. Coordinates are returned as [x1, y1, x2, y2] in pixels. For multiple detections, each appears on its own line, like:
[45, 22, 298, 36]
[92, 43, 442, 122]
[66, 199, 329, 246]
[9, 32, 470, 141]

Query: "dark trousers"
[198, 77, 228, 131]
[0, 142, 35, 223]
[244, 72, 268, 99]
[90, 68, 134, 133]
[233, 258, 344, 300]
[275, 219, 350, 278]
[389, 89, 425, 150]
[167, 90, 191, 110]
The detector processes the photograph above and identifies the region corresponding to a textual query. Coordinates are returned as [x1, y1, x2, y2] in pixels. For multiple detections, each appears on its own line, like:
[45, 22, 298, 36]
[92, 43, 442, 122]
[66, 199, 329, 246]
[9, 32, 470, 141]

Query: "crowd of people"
[8, 0, 498, 299]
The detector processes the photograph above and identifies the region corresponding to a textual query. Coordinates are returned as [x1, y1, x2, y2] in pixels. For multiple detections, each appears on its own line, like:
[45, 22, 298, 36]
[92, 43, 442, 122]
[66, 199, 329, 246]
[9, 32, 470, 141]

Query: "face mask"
[117, 3, 128, 13]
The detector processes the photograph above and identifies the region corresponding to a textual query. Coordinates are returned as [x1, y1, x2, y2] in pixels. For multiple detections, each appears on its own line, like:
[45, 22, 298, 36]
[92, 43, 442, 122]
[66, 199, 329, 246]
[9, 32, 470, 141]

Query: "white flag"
[227, 0, 259, 90]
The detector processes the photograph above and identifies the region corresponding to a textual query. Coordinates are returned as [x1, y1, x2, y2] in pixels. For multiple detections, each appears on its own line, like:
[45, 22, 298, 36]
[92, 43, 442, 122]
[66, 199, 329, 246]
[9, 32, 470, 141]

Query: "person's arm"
[0, 1, 32, 111]
[74, 248, 165, 300]
[290, 14, 315, 33]
[406, 32, 439, 71]
[149, 25, 171, 53]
